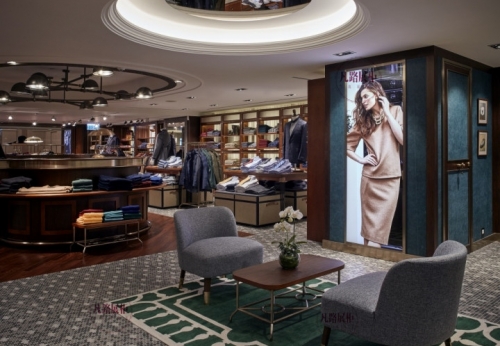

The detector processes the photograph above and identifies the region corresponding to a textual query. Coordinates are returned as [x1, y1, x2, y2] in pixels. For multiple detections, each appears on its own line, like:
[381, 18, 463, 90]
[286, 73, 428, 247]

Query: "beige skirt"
[360, 176, 401, 245]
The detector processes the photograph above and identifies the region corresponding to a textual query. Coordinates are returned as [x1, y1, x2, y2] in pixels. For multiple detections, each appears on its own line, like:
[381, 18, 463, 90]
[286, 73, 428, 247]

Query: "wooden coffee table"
[230, 254, 345, 340]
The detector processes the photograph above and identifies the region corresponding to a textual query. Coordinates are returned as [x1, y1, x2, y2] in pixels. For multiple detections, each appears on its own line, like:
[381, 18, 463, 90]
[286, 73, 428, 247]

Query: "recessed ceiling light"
[187, 96, 196, 99]
[285, 94, 295, 97]
[182, 108, 188, 110]
[103, 116, 107, 121]
[51, 116, 56, 122]
[8, 115, 12, 120]
[235, 88, 247, 91]
[32, 121, 37, 126]
[244, 99, 252, 102]
[210, 104, 217, 107]
[165, 100, 176, 102]
[334, 51, 355, 56]
[150, 103, 157, 106]
[488, 43, 500, 49]
[7, 61, 18, 65]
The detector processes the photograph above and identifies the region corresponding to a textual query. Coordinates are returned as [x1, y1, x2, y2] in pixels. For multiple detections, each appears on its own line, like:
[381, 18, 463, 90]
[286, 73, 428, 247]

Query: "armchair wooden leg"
[445, 337, 451, 346]
[178, 270, 185, 289]
[321, 326, 331, 346]
[203, 278, 211, 305]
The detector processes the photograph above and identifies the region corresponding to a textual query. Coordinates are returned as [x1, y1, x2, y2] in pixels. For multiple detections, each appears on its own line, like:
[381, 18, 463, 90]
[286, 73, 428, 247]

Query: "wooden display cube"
[214, 190, 235, 213]
[149, 185, 179, 209]
[285, 190, 307, 217]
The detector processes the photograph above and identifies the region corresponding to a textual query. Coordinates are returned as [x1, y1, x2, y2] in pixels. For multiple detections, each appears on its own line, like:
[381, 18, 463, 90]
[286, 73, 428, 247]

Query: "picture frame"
[478, 99, 488, 125]
[478, 131, 487, 156]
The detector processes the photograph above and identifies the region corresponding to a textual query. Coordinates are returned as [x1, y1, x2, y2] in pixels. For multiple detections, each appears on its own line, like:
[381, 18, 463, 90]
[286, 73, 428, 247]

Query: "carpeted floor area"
[0, 207, 499, 345]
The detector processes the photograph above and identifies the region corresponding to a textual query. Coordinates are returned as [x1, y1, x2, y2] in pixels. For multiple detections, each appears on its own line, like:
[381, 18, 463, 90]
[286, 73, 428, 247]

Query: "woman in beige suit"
[347, 80, 403, 247]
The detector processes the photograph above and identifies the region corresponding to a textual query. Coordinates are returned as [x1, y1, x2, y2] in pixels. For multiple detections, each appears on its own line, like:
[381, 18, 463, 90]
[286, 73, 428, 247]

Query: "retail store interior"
[0, 0, 500, 345]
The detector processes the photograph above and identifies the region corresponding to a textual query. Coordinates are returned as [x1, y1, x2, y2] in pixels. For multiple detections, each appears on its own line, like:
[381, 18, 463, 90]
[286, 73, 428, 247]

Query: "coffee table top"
[232, 254, 344, 291]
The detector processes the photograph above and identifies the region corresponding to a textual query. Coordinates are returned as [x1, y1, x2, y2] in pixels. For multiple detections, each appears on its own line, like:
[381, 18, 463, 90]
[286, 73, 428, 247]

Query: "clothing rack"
[178, 142, 220, 208]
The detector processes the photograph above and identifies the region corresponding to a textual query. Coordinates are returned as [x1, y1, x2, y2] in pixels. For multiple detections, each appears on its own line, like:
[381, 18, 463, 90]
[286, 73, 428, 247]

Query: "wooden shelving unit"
[200, 104, 308, 173]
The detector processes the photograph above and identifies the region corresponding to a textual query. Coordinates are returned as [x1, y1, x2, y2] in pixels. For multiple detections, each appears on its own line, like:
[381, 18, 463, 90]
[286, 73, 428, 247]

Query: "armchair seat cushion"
[181, 236, 263, 278]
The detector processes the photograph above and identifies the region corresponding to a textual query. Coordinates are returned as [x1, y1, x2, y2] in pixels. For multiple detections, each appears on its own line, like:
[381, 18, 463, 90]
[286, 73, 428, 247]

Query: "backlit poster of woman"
[345, 62, 405, 250]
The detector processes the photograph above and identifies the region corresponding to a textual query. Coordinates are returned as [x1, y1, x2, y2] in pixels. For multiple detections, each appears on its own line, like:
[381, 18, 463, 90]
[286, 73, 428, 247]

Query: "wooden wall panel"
[307, 78, 328, 242]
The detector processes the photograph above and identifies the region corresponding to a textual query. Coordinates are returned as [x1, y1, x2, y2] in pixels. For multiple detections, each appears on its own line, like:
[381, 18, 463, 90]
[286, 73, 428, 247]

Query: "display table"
[223, 170, 307, 210]
[0, 157, 154, 245]
[72, 219, 142, 253]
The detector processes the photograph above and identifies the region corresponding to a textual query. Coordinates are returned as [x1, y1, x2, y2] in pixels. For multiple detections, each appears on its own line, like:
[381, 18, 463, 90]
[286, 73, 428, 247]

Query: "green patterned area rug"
[110, 278, 500, 345]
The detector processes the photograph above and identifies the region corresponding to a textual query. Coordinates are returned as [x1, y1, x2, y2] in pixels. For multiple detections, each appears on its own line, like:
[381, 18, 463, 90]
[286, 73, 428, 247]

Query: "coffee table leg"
[269, 290, 275, 340]
[338, 270, 341, 285]
[229, 281, 240, 322]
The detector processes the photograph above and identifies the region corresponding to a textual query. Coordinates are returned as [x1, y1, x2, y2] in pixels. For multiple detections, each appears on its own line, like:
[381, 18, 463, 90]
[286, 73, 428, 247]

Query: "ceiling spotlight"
[334, 51, 355, 56]
[285, 94, 295, 97]
[26, 72, 49, 90]
[67, 122, 71, 125]
[135, 87, 153, 99]
[488, 43, 500, 49]
[72, 122, 77, 127]
[92, 67, 114, 77]
[7, 61, 18, 65]
[187, 96, 196, 99]
[78, 119, 82, 123]
[0, 90, 11, 102]
[182, 108, 188, 111]
[32, 121, 37, 126]
[124, 121, 128, 124]
[175, 80, 183, 84]
[81, 79, 99, 91]
[10, 82, 30, 95]
[8, 115, 12, 120]
[90, 117, 95, 122]
[92, 97, 108, 107]
[210, 104, 217, 107]
[244, 99, 252, 102]
[51, 116, 56, 122]
[235, 88, 247, 91]
[103, 116, 107, 121]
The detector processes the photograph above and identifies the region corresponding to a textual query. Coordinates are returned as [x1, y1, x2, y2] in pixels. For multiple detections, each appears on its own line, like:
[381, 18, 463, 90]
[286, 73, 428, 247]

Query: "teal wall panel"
[447, 71, 469, 160]
[447, 171, 470, 245]
[328, 70, 347, 243]
[472, 69, 493, 240]
[405, 57, 427, 256]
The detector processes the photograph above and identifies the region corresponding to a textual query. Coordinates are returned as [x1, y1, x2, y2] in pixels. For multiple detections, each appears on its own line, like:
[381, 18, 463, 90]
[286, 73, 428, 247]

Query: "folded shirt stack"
[269, 159, 292, 173]
[121, 205, 141, 220]
[0, 176, 32, 193]
[216, 175, 240, 191]
[244, 184, 276, 196]
[268, 137, 279, 148]
[163, 175, 178, 185]
[98, 175, 133, 191]
[241, 156, 262, 173]
[16, 185, 73, 194]
[76, 212, 104, 225]
[225, 142, 239, 149]
[72, 178, 93, 192]
[150, 175, 163, 186]
[126, 174, 144, 188]
[234, 175, 259, 193]
[103, 210, 124, 222]
[258, 158, 278, 172]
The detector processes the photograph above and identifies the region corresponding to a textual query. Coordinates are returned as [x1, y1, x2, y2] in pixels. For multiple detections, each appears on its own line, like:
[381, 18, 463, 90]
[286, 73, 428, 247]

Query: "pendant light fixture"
[0, 90, 11, 102]
[81, 79, 99, 90]
[92, 96, 108, 107]
[10, 82, 30, 95]
[135, 87, 153, 99]
[92, 67, 114, 77]
[26, 72, 49, 90]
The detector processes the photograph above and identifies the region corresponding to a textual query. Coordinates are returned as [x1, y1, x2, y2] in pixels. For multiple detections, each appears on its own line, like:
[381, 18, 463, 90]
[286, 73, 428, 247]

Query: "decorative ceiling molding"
[102, 0, 369, 55]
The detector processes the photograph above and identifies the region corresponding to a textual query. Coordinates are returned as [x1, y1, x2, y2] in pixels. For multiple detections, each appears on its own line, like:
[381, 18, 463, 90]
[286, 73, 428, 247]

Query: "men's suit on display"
[152, 130, 172, 165]
[283, 118, 307, 165]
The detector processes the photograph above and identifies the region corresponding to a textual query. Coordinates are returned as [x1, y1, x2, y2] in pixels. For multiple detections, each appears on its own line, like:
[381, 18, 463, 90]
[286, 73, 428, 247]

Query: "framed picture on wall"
[478, 131, 487, 156]
[478, 99, 488, 125]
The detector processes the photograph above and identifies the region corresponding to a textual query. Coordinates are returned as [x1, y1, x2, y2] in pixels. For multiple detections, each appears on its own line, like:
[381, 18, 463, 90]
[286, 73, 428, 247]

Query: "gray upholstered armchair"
[174, 206, 264, 304]
[321, 240, 467, 346]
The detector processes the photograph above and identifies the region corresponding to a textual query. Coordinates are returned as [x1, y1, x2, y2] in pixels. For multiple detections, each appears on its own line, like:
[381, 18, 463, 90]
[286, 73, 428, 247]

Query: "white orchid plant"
[272, 207, 306, 256]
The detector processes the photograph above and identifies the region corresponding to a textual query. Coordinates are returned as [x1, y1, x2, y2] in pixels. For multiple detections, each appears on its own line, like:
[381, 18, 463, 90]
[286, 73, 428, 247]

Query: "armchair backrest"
[374, 240, 467, 343]
[174, 206, 238, 254]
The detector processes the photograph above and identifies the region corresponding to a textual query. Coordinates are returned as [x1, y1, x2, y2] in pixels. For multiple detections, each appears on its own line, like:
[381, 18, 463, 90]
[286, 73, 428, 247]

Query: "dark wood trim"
[492, 68, 500, 233]
[426, 55, 438, 256]
[307, 78, 328, 242]
[433, 47, 492, 72]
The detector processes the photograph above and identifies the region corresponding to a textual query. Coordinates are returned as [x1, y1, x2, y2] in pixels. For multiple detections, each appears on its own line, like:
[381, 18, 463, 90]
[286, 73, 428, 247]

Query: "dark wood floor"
[0, 213, 177, 283]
